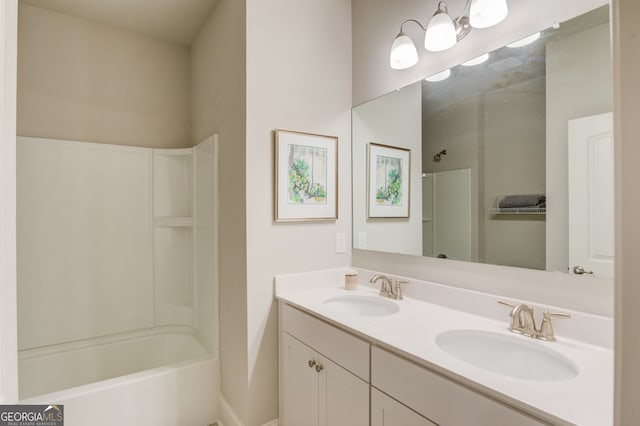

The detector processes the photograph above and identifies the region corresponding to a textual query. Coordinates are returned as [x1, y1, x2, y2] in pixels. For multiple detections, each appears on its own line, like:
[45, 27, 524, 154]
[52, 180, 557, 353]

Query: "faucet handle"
[537, 310, 571, 342]
[545, 311, 571, 319]
[497, 300, 521, 318]
[497, 300, 519, 329]
[393, 280, 409, 300]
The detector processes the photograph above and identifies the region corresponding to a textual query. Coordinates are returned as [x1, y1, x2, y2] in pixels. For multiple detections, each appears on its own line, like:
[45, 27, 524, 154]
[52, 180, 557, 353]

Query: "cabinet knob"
[315, 364, 324, 373]
[308, 360, 316, 368]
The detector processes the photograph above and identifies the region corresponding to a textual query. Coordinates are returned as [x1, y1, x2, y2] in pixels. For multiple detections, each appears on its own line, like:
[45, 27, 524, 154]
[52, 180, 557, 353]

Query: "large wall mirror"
[352, 5, 613, 278]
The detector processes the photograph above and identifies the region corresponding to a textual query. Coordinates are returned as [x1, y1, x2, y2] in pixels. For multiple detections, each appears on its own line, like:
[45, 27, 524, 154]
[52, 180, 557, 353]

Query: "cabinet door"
[281, 333, 319, 426]
[318, 355, 369, 426]
[371, 388, 436, 426]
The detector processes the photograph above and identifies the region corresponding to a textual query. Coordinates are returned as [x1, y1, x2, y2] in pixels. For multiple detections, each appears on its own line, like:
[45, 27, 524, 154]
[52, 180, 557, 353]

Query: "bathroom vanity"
[275, 268, 612, 426]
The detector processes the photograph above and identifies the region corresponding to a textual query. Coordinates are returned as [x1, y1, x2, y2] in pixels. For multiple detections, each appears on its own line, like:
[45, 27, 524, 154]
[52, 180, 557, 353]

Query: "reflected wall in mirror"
[352, 6, 613, 278]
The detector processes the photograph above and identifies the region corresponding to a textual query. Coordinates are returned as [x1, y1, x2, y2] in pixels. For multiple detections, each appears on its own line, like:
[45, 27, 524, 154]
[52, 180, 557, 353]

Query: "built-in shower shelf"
[153, 217, 193, 227]
[488, 208, 546, 215]
[155, 305, 194, 326]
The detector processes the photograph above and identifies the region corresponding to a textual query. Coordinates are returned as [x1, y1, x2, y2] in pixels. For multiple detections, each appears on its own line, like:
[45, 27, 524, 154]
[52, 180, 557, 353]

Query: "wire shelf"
[490, 194, 546, 215]
[488, 207, 546, 215]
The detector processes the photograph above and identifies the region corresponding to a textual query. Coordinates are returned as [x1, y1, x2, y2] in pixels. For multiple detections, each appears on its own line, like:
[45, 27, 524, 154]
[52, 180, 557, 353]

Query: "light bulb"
[461, 53, 490, 66]
[507, 32, 541, 48]
[425, 69, 451, 82]
[390, 32, 419, 70]
[425, 4, 457, 52]
[470, 0, 508, 29]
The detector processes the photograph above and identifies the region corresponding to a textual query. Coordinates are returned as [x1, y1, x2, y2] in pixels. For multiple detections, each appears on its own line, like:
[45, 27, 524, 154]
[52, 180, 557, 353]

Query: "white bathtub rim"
[20, 354, 217, 404]
[19, 325, 199, 360]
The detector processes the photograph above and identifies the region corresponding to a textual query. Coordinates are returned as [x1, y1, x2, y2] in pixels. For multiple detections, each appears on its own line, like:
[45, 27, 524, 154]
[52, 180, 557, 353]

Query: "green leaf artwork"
[375, 155, 402, 206]
[287, 144, 328, 205]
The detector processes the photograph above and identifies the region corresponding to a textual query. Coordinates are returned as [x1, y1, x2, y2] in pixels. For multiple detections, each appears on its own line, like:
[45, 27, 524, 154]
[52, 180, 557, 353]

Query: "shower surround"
[16, 135, 219, 425]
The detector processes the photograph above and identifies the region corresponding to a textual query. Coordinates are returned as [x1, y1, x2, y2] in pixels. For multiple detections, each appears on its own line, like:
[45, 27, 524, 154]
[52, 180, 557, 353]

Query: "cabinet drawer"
[372, 388, 436, 426]
[371, 347, 545, 426]
[281, 303, 370, 381]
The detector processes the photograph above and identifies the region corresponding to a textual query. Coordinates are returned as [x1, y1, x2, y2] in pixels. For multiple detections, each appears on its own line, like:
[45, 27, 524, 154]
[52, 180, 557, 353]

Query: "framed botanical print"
[368, 142, 410, 218]
[275, 129, 338, 222]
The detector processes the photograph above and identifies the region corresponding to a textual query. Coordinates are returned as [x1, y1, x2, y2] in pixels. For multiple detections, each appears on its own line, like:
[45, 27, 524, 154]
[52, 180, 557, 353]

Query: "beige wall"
[190, 0, 248, 423]
[245, 0, 352, 423]
[613, 0, 640, 424]
[546, 23, 612, 272]
[483, 78, 546, 270]
[17, 4, 190, 149]
[353, 82, 422, 256]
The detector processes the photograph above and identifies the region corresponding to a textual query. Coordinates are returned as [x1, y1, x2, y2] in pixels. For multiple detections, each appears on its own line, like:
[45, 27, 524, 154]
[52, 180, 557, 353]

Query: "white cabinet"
[280, 304, 369, 426]
[372, 388, 436, 426]
[281, 333, 319, 426]
[371, 347, 545, 426]
[281, 333, 369, 426]
[320, 351, 369, 426]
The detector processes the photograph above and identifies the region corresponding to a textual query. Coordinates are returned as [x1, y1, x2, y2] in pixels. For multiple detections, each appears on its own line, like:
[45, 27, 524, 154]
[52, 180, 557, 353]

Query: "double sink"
[322, 294, 578, 382]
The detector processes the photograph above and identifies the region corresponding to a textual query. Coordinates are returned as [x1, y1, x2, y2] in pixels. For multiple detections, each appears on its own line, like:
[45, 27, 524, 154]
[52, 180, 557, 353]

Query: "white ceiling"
[20, 0, 218, 46]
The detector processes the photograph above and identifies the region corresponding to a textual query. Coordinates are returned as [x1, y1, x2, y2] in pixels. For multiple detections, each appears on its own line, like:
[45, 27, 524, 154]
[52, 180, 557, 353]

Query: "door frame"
[0, 0, 18, 403]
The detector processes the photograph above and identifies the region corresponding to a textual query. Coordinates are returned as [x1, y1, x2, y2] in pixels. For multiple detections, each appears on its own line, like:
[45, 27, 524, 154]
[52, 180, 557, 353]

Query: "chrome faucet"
[498, 300, 570, 341]
[369, 275, 409, 300]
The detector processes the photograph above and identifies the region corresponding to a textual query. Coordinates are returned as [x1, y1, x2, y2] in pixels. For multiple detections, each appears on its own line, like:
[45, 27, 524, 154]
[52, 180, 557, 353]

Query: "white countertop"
[275, 270, 613, 426]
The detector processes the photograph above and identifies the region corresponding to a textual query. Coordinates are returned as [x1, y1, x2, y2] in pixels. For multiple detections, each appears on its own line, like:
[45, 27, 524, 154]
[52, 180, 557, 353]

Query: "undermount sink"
[435, 329, 579, 381]
[321, 295, 400, 317]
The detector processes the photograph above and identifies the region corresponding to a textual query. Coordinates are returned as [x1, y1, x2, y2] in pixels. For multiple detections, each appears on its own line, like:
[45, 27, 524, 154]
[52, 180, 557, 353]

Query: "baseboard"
[217, 420, 277, 426]
[218, 394, 244, 426]
[216, 394, 278, 426]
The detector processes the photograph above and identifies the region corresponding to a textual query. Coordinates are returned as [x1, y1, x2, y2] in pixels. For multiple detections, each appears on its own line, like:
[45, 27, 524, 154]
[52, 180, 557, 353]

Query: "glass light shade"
[461, 53, 490, 66]
[507, 32, 541, 48]
[469, 0, 508, 29]
[424, 12, 457, 52]
[425, 68, 451, 82]
[390, 33, 419, 70]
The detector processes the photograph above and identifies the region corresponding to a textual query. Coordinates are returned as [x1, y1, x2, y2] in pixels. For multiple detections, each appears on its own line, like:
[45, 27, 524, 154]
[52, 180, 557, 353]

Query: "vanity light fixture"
[507, 31, 541, 48]
[390, 26, 420, 69]
[425, 68, 451, 82]
[469, 0, 509, 29]
[461, 52, 490, 66]
[389, 0, 508, 70]
[424, 2, 457, 52]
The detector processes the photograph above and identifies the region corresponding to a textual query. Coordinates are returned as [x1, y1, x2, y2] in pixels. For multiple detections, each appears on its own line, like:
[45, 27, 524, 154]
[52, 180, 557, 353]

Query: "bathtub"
[18, 327, 218, 426]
